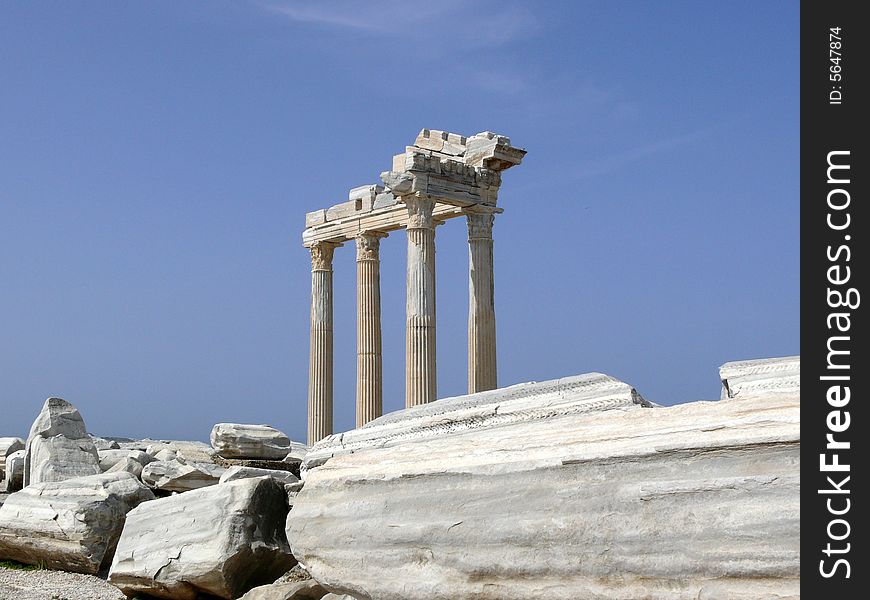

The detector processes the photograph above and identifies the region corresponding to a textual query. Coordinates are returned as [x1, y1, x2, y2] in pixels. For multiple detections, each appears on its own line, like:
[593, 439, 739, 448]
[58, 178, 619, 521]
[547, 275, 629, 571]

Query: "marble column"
[355, 231, 387, 427]
[405, 195, 437, 407]
[307, 241, 339, 446]
[467, 211, 497, 393]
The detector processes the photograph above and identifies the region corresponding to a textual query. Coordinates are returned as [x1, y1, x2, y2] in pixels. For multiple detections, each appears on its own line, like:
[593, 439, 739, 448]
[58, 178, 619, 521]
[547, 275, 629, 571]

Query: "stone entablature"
[302, 130, 524, 246]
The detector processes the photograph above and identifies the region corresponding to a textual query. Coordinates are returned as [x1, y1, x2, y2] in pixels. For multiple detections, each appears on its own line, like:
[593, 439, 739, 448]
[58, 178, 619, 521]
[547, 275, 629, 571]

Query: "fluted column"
[356, 231, 387, 427]
[307, 241, 339, 445]
[467, 211, 497, 393]
[405, 195, 437, 407]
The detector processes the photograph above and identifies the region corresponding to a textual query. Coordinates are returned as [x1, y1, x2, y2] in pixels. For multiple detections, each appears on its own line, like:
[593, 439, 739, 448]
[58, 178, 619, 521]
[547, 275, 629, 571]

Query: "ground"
[0, 563, 124, 600]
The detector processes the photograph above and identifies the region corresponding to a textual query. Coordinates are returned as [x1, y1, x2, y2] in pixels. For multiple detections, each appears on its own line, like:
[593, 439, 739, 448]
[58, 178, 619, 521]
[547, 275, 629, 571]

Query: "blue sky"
[0, 1, 799, 443]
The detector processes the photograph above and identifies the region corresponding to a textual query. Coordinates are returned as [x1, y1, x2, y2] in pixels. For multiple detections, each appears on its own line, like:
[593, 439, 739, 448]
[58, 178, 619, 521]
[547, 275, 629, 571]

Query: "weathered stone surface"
[109, 477, 294, 599]
[287, 368, 799, 600]
[219, 466, 299, 486]
[0, 437, 24, 478]
[238, 580, 328, 600]
[24, 398, 101, 486]
[719, 355, 800, 400]
[3, 450, 25, 492]
[321, 595, 357, 600]
[140, 460, 224, 493]
[0, 472, 154, 574]
[210, 424, 293, 460]
[303, 373, 650, 469]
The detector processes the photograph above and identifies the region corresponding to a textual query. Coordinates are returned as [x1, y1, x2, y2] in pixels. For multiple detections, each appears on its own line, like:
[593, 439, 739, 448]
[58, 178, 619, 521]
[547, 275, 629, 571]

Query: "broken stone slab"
[151, 448, 178, 462]
[283, 442, 309, 465]
[98, 449, 153, 472]
[140, 460, 224, 493]
[321, 595, 357, 600]
[238, 580, 328, 600]
[719, 355, 800, 400]
[463, 130, 526, 171]
[303, 373, 652, 470]
[287, 371, 799, 600]
[106, 456, 145, 479]
[219, 466, 299, 486]
[210, 424, 293, 460]
[2, 450, 25, 492]
[24, 397, 101, 486]
[0, 437, 24, 478]
[108, 476, 294, 599]
[0, 471, 154, 574]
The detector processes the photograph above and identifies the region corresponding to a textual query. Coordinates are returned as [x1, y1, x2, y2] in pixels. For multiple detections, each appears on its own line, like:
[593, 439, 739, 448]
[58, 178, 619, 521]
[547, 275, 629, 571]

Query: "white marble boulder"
[141, 459, 224, 493]
[219, 466, 299, 486]
[0, 471, 154, 573]
[283, 442, 310, 465]
[210, 424, 293, 460]
[109, 476, 294, 599]
[286, 368, 800, 600]
[106, 456, 145, 479]
[98, 449, 154, 472]
[24, 397, 101, 486]
[0, 437, 25, 479]
[2, 450, 26, 492]
[238, 580, 328, 600]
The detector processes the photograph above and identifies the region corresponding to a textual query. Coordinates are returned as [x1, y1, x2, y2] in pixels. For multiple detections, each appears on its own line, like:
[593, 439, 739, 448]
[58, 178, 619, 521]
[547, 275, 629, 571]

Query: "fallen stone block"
[210, 423, 293, 460]
[108, 476, 294, 599]
[287, 368, 799, 600]
[238, 580, 328, 600]
[219, 465, 299, 486]
[24, 397, 101, 486]
[0, 437, 24, 479]
[140, 459, 223, 493]
[106, 457, 144, 479]
[3, 450, 25, 492]
[0, 471, 154, 574]
[719, 355, 800, 399]
[283, 442, 309, 465]
[98, 449, 152, 472]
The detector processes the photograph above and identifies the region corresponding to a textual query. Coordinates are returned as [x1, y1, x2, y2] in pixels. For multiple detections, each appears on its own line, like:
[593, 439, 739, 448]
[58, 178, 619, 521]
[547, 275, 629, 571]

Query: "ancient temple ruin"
[301, 129, 526, 444]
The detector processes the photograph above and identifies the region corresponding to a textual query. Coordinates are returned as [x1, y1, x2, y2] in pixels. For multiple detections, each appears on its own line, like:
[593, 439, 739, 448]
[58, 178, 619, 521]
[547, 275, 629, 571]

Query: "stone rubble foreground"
[0, 356, 798, 600]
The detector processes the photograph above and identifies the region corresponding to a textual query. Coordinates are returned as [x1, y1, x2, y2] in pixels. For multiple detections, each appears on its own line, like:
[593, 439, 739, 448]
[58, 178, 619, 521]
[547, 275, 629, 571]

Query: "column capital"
[404, 195, 437, 230]
[466, 211, 495, 240]
[309, 241, 341, 271]
[355, 231, 388, 261]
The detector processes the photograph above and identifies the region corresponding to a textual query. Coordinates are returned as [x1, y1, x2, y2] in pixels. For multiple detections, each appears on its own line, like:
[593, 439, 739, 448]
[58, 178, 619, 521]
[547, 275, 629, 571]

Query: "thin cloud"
[258, 0, 538, 48]
[571, 127, 720, 181]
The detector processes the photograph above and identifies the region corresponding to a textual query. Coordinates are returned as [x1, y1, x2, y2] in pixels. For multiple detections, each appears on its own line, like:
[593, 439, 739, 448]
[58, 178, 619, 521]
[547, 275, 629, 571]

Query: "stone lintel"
[303, 201, 502, 247]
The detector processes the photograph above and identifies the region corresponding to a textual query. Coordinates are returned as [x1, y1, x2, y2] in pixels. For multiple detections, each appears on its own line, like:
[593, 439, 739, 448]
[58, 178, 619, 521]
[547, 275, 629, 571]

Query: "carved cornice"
[310, 241, 339, 271]
[404, 196, 437, 230]
[355, 231, 387, 261]
[466, 211, 495, 240]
